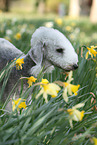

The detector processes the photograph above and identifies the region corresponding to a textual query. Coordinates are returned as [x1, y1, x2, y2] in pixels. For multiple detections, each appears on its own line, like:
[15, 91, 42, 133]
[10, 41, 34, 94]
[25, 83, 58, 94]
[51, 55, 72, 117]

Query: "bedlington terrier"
[0, 27, 78, 102]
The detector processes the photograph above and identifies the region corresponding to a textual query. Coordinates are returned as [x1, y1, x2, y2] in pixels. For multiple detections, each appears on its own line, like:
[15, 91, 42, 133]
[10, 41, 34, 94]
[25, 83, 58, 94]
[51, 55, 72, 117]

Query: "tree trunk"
[38, 1, 45, 14]
[69, 0, 80, 17]
[4, 0, 10, 11]
[80, 0, 92, 16]
[90, 0, 97, 23]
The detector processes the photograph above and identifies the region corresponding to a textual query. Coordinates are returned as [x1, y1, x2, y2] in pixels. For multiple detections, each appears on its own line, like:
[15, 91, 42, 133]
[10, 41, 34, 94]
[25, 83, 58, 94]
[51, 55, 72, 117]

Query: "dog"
[0, 27, 78, 108]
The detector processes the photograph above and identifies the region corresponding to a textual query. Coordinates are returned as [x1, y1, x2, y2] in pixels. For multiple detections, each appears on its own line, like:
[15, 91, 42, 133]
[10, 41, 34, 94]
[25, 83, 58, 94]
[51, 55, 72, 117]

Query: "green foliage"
[0, 17, 97, 144]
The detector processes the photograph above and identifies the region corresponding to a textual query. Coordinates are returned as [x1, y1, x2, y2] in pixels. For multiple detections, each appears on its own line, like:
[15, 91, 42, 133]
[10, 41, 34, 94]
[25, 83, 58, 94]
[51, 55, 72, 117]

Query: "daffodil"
[12, 98, 27, 111]
[14, 33, 21, 40]
[63, 71, 80, 102]
[65, 26, 72, 32]
[63, 83, 80, 102]
[55, 18, 63, 26]
[67, 103, 85, 128]
[27, 76, 37, 87]
[15, 58, 24, 70]
[36, 79, 61, 103]
[85, 46, 97, 59]
[92, 137, 97, 145]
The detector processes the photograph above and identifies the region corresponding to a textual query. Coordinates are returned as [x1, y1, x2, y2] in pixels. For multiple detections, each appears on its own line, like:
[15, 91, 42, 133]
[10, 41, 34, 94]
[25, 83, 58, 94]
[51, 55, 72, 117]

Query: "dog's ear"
[28, 40, 46, 76]
[28, 40, 46, 65]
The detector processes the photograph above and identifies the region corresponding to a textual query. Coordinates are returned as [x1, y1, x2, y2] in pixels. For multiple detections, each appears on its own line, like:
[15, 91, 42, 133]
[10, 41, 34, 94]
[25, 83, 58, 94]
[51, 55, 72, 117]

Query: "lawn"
[0, 13, 97, 145]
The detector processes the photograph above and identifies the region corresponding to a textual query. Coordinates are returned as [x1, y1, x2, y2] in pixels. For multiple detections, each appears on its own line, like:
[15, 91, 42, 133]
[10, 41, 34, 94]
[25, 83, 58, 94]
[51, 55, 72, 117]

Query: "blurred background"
[0, 0, 97, 23]
[0, 0, 97, 51]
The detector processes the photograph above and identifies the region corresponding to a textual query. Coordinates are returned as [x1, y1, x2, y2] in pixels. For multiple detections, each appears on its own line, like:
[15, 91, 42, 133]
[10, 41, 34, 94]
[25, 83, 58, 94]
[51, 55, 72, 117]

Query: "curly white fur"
[29, 27, 78, 76]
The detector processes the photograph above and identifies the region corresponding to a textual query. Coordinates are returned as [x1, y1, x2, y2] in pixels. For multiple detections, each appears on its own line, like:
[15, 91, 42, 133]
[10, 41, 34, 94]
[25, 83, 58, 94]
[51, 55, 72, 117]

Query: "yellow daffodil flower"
[92, 137, 97, 145]
[27, 76, 37, 87]
[55, 18, 63, 26]
[67, 103, 85, 128]
[63, 71, 80, 102]
[63, 83, 80, 102]
[85, 46, 97, 59]
[14, 33, 21, 40]
[36, 79, 61, 103]
[65, 26, 72, 32]
[15, 58, 24, 70]
[12, 98, 27, 111]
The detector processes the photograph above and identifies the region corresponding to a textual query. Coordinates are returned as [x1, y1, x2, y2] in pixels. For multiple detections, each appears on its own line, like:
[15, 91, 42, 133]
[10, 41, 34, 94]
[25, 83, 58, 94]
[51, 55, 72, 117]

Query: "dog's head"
[28, 27, 78, 76]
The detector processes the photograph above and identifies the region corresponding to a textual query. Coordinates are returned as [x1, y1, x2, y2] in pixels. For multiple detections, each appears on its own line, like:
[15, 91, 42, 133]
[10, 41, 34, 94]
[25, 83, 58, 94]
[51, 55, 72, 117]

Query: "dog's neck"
[21, 54, 54, 77]
[21, 54, 36, 76]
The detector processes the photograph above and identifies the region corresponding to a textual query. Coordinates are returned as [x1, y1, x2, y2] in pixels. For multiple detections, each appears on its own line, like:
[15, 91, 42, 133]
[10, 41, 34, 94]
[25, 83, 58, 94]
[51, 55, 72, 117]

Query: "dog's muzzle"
[73, 64, 78, 70]
[64, 64, 78, 72]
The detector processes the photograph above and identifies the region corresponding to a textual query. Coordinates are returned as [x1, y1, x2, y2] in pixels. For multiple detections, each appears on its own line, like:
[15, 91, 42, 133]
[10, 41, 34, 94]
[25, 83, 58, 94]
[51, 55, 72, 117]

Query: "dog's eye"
[56, 48, 64, 53]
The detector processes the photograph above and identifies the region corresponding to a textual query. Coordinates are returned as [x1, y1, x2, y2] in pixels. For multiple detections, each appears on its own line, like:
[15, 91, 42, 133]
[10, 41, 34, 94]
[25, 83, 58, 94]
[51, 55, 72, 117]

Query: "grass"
[0, 14, 97, 145]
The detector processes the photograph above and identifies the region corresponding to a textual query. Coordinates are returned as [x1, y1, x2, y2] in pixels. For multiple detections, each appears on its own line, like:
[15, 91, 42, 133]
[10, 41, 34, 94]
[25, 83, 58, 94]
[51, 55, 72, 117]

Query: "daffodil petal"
[69, 119, 73, 128]
[68, 85, 73, 96]
[73, 110, 82, 121]
[70, 84, 80, 96]
[36, 89, 44, 99]
[43, 92, 48, 103]
[63, 88, 68, 102]
[85, 51, 89, 59]
[73, 103, 84, 109]
[41, 78, 49, 84]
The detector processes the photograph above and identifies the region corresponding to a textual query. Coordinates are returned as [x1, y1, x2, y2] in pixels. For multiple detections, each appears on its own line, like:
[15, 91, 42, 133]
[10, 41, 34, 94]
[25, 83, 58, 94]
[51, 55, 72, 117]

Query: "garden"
[0, 14, 97, 144]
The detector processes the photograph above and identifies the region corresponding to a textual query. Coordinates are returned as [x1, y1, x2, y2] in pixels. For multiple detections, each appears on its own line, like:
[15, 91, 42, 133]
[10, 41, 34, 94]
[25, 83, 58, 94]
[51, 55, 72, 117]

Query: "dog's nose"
[73, 64, 78, 70]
